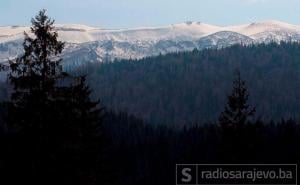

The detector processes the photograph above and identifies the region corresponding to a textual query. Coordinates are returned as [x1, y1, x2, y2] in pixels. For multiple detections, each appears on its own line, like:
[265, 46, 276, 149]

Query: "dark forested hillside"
[79, 42, 300, 125]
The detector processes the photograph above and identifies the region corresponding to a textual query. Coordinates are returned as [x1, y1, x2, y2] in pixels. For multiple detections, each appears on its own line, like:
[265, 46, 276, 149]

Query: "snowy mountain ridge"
[1, 20, 300, 69]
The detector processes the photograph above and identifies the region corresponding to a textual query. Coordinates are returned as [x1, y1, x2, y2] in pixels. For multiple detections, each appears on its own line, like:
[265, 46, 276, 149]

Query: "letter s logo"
[181, 168, 192, 182]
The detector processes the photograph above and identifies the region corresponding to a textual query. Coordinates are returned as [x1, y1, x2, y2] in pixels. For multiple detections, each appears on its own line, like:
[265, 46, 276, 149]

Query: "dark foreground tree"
[0, 10, 104, 185]
[218, 71, 256, 162]
[219, 71, 256, 128]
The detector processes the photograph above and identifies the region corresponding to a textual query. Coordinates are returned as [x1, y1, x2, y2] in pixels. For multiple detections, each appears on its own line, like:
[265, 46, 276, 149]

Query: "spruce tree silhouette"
[1, 10, 104, 185]
[218, 70, 256, 162]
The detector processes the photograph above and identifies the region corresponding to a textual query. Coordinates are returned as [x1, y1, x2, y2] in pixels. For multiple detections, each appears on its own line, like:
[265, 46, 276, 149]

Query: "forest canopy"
[78, 42, 300, 125]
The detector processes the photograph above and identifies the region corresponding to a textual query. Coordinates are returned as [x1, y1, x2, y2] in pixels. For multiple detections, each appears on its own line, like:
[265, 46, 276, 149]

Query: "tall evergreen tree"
[219, 71, 256, 129]
[1, 10, 104, 185]
[218, 71, 256, 162]
[6, 9, 64, 131]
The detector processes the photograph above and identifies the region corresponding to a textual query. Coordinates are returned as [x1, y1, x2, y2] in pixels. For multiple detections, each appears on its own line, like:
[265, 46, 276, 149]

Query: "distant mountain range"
[1, 20, 300, 69]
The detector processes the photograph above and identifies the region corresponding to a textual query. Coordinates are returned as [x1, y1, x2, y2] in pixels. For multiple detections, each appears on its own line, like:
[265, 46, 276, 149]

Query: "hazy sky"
[0, 0, 300, 28]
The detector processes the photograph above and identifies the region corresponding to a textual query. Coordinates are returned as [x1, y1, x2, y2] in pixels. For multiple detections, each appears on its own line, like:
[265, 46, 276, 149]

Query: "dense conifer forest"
[78, 42, 300, 125]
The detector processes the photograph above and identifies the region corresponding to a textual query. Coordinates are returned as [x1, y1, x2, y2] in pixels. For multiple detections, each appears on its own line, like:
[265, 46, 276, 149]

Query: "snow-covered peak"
[0, 24, 97, 35]
[55, 24, 98, 31]
[3, 20, 300, 66]
[225, 20, 300, 36]
[0, 26, 29, 36]
[2, 20, 300, 44]
[250, 20, 297, 27]
[171, 21, 221, 34]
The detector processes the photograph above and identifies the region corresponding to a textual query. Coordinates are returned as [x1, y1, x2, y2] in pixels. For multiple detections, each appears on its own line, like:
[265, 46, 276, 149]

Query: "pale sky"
[0, 0, 299, 28]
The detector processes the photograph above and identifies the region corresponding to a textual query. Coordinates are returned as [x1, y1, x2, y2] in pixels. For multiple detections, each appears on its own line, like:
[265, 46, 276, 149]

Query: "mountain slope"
[1, 20, 300, 68]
